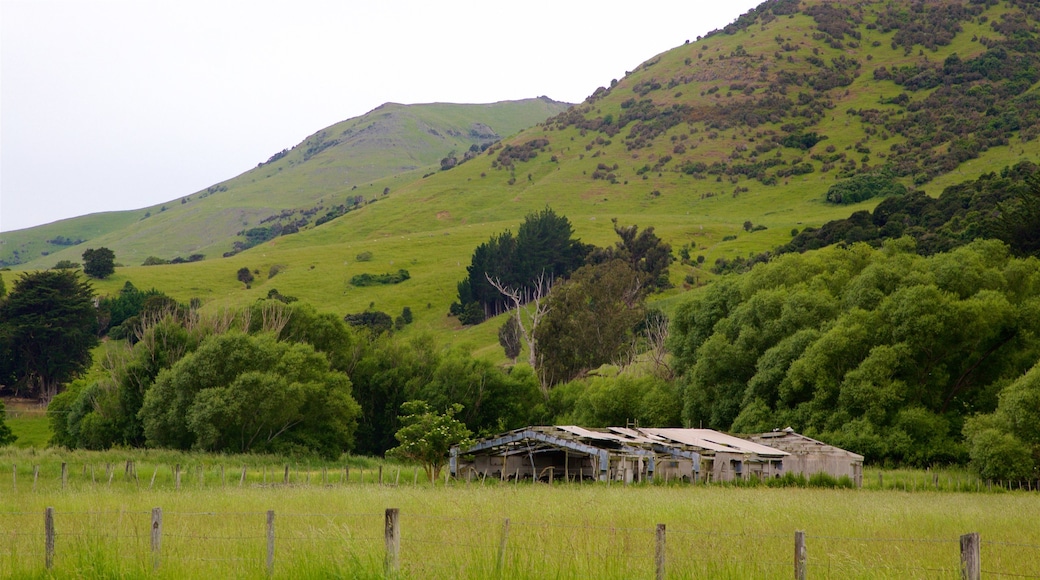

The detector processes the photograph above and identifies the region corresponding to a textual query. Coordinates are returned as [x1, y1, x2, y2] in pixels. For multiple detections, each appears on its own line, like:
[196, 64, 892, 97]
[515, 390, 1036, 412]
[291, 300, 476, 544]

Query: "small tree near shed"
[388, 401, 472, 483]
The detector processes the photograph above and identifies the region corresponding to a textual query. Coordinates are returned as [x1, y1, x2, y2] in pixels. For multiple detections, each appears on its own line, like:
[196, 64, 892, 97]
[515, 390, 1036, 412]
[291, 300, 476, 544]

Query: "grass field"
[0, 446, 1037, 578]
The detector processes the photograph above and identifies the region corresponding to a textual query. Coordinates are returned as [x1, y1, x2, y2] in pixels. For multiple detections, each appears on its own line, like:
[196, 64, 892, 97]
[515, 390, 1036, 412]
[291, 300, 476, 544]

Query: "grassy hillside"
[1, 98, 570, 269]
[10, 0, 1040, 360]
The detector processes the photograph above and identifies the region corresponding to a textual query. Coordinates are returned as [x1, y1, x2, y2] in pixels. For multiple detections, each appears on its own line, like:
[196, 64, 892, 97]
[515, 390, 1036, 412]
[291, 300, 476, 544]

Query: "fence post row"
[27, 506, 993, 577]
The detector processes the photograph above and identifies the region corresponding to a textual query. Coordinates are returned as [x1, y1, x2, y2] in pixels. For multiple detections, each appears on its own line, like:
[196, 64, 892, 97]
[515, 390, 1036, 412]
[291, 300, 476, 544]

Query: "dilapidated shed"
[746, 428, 864, 487]
[452, 426, 863, 486]
[449, 426, 700, 483]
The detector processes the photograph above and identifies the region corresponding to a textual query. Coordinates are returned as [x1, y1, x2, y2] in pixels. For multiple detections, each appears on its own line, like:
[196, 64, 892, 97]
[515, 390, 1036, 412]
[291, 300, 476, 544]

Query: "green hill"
[8, 0, 1040, 358]
[0, 98, 571, 269]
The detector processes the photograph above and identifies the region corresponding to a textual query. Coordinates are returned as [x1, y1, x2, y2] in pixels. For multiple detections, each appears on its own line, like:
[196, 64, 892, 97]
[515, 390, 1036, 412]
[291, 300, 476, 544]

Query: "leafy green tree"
[349, 335, 438, 455]
[418, 349, 540, 435]
[81, 247, 116, 279]
[140, 332, 360, 458]
[387, 401, 473, 482]
[567, 375, 681, 428]
[0, 400, 16, 446]
[0, 270, 98, 401]
[498, 316, 522, 362]
[535, 260, 647, 386]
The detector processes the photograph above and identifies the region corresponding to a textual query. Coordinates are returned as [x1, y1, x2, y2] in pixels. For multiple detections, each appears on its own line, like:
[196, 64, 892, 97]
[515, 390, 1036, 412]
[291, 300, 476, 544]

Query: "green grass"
[4, 399, 50, 449]
[0, 447, 1036, 579]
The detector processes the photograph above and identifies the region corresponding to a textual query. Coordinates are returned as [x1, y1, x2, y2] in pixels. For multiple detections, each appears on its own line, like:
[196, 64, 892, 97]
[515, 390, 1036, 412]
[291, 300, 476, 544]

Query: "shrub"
[349, 269, 411, 287]
[355, 251, 373, 262]
[826, 172, 909, 205]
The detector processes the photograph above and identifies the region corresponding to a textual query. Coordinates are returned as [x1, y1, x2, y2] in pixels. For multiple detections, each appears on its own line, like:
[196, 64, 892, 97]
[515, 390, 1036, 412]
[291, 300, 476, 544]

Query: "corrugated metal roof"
[607, 427, 664, 444]
[639, 428, 789, 457]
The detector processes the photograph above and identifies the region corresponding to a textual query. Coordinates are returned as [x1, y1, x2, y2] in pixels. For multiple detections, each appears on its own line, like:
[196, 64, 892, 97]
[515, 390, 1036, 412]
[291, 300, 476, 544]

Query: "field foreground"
[1, 466, 1037, 579]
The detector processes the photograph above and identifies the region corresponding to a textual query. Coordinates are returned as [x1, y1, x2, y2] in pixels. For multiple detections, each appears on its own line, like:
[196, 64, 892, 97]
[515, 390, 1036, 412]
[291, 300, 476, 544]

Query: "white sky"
[1, 0, 762, 232]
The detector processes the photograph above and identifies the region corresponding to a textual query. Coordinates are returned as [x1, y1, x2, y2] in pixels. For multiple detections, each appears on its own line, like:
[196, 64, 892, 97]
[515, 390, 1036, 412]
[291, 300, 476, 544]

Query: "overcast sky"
[1, 0, 762, 232]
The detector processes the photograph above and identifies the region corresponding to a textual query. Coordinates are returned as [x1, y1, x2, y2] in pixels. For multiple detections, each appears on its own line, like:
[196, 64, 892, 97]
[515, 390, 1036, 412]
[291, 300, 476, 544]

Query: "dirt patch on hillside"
[436, 211, 451, 220]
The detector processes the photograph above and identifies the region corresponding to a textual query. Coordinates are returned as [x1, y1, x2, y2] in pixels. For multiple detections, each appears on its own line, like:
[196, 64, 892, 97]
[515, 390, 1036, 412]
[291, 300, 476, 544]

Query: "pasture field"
[0, 447, 1037, 578]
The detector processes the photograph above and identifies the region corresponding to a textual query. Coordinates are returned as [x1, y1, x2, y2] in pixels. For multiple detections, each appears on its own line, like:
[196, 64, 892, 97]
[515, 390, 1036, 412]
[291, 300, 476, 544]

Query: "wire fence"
[8, 459, 1040, 494]
[2, 507, 1036, 579]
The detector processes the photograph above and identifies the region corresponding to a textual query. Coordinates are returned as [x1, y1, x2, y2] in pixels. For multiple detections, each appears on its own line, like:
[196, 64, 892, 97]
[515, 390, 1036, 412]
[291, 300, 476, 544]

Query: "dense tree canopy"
[82, 247, 116, 279]
[140, 332, 360, 458]
[0, 270, 98, 401]
[671, 238, 1040, 466]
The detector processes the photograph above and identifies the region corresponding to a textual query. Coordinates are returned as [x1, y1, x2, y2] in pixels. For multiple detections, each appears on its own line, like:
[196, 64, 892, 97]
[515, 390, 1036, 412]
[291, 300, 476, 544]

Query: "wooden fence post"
[655, 523, 666, 580]
[379, 465, 383, 486]
[151, 507, 162, 571]
[33, 465, 39, 492]
[794, 530, 807, 580]
[266, 510, 275, 576]
[61, 463, 67, 489]
[240, 465, 247, 487]
[45, 507, 55, 569]
[175, 464, 181, 490]
[960, 532, 980, 580]
[385, 508, 400, 575]
[496, 518, 511, 574]
[283, 464, 289, 485]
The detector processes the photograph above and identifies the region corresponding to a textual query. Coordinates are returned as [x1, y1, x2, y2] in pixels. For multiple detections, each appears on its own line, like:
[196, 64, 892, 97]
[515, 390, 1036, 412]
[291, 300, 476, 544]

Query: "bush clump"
[826, 172, 908, 205]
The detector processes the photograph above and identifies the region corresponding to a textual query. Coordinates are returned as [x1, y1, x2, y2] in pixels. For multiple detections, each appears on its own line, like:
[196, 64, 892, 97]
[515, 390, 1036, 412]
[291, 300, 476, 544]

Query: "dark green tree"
[0, 400, 16, 446]
[0, 270, 98, 401]
[348, 335, 439, 455]
[454, 207, 590, 323]
[587, 219, 674, 290]
[81, 247, 116, 279]
[237, 267, 254, 285]
[498, 316, 522, 362]
[999, 169, 1040, 257]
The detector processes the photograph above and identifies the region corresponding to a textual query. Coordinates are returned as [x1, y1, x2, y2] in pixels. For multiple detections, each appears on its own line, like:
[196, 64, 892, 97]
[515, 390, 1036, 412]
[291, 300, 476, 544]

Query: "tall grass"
[1, 446, 1038, 578]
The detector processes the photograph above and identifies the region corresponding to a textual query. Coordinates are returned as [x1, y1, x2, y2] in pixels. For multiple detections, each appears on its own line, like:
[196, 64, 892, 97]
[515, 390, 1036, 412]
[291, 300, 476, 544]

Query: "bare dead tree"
[259, 301, 292, 336]
[486, 272, 553, 399]
[644, 313, 673, 380]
